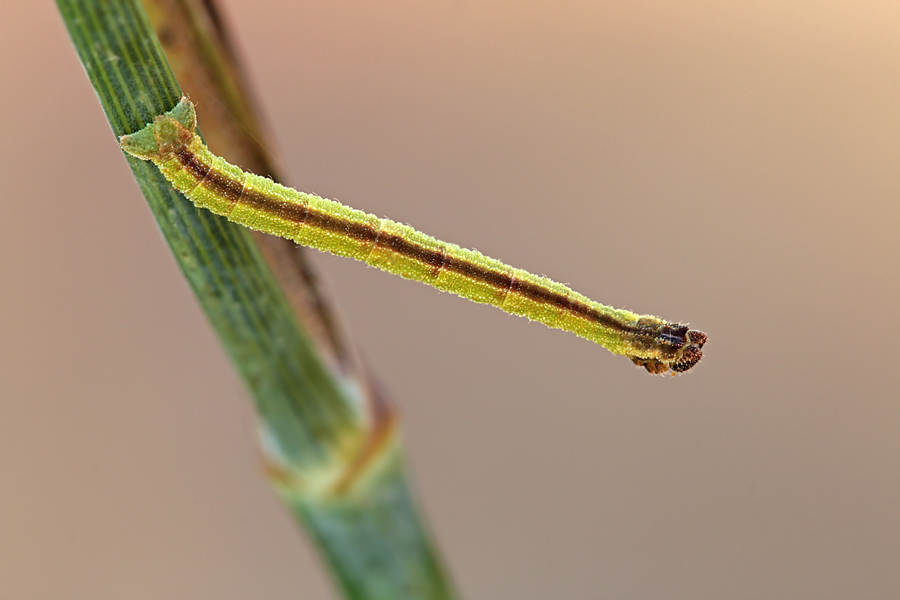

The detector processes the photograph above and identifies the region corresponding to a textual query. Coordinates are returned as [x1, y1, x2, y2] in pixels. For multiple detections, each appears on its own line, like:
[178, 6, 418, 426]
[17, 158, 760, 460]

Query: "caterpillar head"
[630, 328, 708, 374]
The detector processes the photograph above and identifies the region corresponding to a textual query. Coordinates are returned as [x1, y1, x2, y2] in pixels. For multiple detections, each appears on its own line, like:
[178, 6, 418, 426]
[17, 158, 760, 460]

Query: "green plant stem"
[55, 1, 455, 598]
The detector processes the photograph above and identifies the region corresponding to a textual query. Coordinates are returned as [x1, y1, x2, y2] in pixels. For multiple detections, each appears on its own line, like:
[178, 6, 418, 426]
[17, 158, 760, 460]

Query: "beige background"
[2, 1, 899, 598]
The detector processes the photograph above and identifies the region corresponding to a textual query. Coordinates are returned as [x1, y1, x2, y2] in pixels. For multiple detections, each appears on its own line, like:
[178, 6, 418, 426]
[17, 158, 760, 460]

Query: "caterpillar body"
[120, 98, 706, 374]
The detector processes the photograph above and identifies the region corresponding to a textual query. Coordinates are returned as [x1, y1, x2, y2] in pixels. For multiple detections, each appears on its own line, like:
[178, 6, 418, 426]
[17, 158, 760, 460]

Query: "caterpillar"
[120, 97, 706, 374]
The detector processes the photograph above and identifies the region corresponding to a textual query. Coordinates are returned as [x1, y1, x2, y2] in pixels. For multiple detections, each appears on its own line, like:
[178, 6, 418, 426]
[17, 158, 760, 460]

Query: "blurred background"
[2, 1, 898, 598]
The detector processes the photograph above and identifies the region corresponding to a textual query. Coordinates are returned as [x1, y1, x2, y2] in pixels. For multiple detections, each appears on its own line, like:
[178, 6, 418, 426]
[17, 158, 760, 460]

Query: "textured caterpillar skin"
[121, 98, 706, 374]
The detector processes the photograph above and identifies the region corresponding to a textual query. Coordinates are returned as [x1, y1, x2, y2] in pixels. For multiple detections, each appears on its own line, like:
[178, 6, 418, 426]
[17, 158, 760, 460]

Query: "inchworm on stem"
[121, 98, 706, 374]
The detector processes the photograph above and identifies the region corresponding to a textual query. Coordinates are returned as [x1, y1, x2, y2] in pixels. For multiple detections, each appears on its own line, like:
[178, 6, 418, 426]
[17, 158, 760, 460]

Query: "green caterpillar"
[120, 98, 706, 374]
